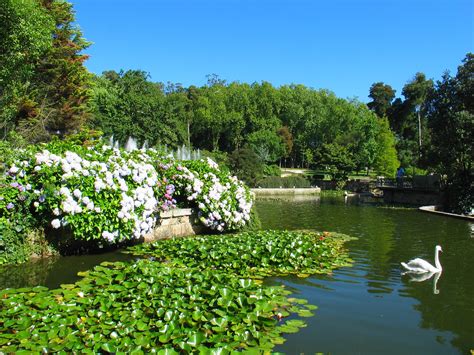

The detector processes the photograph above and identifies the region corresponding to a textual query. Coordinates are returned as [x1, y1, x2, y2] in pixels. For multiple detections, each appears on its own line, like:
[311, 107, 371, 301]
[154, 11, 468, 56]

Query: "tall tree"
[367, 82, 396, 118]
[28, 0, 92, 138]
[0, 0, 92, 142]
[426, 54, 473, 214]
[0, 0, 54, 138]
[402, 72, 434, 158]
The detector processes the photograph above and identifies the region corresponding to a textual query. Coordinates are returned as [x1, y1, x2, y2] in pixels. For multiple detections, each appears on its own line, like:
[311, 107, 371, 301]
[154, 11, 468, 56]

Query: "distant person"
[396, 166, 405, 187]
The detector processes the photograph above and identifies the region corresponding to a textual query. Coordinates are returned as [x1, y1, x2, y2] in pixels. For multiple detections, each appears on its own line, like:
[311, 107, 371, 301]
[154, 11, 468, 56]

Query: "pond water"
[257, 196, 474, 354]
[1, 196, 473, 353]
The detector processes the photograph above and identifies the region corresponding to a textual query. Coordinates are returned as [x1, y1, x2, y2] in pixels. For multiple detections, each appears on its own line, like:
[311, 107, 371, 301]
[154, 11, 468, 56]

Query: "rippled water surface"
[257, 196, 474, 354]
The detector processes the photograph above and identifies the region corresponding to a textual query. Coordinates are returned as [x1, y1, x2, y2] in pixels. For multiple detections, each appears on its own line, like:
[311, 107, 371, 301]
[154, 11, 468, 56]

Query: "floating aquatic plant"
[0, 230, 354, 352]
[0, 260, 315, 353]
[127, 230, 355, 278]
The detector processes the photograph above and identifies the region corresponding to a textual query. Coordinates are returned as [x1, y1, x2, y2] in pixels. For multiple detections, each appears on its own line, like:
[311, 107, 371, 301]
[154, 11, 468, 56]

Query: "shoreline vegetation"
[0, 230, 354, 352]
[0, 136, 253, 265]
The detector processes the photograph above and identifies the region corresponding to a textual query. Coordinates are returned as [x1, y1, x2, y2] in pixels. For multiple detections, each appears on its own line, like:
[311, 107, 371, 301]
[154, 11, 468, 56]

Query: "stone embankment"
[144, 208, 206, 242]
[419, 205, 474, 221]
[251, 187, 321, 196]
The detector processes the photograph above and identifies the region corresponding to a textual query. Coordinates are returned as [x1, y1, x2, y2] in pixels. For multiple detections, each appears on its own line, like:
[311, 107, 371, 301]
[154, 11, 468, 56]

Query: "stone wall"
[251, 187, 321, 195]
[312, 179, 372, 192]
[143, 208, 206, 243]
[419, 205, 474, 221]
[381, 187, 445, 206]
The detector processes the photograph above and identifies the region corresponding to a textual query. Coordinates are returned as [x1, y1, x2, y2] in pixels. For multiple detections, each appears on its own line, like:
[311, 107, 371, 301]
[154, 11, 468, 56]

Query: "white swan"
[401, 245, 443, 273]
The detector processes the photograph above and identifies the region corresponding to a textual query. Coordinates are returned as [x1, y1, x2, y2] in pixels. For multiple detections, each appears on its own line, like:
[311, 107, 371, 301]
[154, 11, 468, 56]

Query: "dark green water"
[258, 196, 474, 354]
[1, 196, 473, 353]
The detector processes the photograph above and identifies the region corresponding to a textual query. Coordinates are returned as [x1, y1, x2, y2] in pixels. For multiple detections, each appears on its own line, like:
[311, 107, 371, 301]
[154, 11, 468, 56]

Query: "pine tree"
[16, 0, 91, 141]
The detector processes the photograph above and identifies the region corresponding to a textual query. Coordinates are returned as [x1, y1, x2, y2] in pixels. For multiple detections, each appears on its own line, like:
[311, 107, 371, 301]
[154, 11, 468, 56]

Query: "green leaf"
[186, 332, 206, 347]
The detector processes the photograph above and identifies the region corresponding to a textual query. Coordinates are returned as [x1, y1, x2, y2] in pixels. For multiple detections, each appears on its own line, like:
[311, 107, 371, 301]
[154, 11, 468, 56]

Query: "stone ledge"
[144, 208, 205, 243]
[160, 208, 194, 219]
[251, 187, 321, 195]
[419, 205, 474, 221]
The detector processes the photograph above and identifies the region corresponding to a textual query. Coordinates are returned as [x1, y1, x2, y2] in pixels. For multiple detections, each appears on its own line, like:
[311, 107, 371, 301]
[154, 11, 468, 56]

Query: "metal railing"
[376, 176, 442, 192]
[376, 177, 413, 189]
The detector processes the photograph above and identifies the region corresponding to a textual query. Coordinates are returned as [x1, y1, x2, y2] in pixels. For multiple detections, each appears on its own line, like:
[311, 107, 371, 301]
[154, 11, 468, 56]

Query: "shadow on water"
[0, 251, 134, 289]
[257, 196, 474, 354]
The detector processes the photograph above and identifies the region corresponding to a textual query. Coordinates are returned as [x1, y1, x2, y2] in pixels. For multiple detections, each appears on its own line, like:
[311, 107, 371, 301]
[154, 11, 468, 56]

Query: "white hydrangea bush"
[5, 144, 174, 244]
[4, 141, 254, 245]
[175, 158, 253, 232]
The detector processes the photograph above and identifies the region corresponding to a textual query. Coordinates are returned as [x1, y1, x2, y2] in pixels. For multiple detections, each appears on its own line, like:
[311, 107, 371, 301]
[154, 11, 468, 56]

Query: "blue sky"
[73, 0, 473, 102]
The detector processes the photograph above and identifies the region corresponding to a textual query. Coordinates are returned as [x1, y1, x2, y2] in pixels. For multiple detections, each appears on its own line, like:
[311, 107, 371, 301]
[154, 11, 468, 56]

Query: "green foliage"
[128, 230, 354, 277]
[402, 72, 434, 109]
[0, 174, 53, 264]
[426, 53, 474, 214]
[0, 218, 29, 265]
[313, 143, 356, 182]
[373, 117, 399, 176]
[0, 0, 55, 137]
[0, 136, 42, 263]
[367, 82, 396, 117]
[228, 147, 264, 187]
[0, 259, 313, 352]
[257, 176, 311, 188]
[403, 166, 427, 178]
[0, 225, 52, 265]
[241, 205, 262, 231]
[91, 77, 397, 172]
[90, 70, 187, 148]
[0, 0, 91, 142]
[0, 0, 54, 85]
[247, 129, 285, 163]
[278, 126, 293, 157]
[263, 164, 281, 177]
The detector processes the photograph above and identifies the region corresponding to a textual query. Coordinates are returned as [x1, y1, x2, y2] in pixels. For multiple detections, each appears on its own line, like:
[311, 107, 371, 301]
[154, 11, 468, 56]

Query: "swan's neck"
[434, 249, 442, 271]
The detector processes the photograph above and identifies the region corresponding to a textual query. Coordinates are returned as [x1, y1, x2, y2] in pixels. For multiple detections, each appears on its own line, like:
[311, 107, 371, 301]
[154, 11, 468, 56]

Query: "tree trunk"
[187, 120, 191, 149]
[417, 109, 422, 158]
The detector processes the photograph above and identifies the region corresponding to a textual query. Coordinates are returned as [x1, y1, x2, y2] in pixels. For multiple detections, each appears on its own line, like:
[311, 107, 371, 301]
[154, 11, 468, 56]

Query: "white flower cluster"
[6, 144, 253, 243]
[14, 146, 167, 243]
[180, 158, 253, 231]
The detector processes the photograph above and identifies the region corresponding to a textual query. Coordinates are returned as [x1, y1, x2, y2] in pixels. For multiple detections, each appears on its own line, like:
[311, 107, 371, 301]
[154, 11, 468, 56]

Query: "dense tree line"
[90, 71, 399, 178]
[0, 0, 471, 212]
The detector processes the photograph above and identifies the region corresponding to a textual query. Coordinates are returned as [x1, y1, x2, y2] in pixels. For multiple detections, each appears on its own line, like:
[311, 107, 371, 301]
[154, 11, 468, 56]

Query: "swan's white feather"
[401, 258, 438, 273]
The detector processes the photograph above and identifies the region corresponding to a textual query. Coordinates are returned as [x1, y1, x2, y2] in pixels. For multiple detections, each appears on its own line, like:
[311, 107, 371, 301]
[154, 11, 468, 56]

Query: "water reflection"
[257, 197, 474, 354]
[0, 251, 134, 289]
[403, 271, 442, 295]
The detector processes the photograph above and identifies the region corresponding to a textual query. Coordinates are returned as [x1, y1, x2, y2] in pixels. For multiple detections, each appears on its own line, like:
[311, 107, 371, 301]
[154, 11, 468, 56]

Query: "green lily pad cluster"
[128, 230, 354, 277]
[0, 260, 315, 353]
[0, 230, 353, 352]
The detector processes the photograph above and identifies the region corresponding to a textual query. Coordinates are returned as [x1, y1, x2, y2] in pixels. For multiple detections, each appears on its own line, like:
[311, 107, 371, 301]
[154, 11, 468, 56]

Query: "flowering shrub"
[0, 139, 253, 259]
[2, 144, 174, 245]
[180, 159, 253, 231]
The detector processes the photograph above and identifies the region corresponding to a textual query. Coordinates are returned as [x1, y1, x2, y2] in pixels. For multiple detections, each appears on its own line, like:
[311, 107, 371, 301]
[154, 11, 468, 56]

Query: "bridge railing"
[376, 177, 413, 189]
[376, 175, 442, 192]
